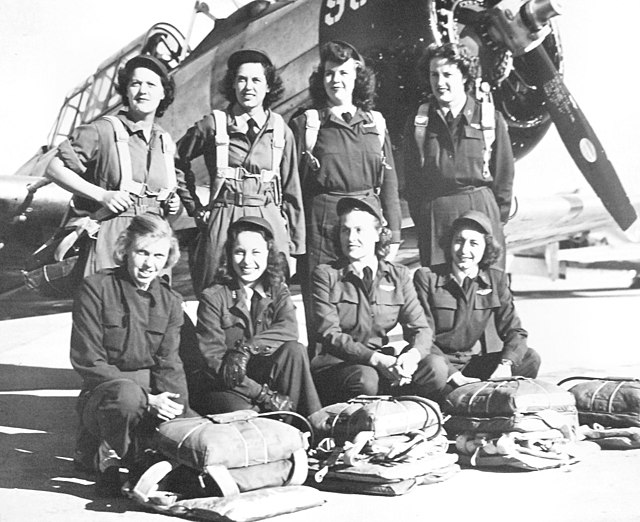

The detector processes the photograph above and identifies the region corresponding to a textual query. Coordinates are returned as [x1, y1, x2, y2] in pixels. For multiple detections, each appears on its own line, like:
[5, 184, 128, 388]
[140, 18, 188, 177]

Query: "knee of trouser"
[518, 348, 542, 378]
[104, 379, 147, 416]
[278, 340, 308, 362]
[421, 354, 450, 391]
[346, 365, 379, 396]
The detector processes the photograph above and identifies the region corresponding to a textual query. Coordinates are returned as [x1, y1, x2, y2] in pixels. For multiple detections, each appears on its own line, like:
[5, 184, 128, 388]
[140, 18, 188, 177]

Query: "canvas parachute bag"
[559, 376, 640, 449]
[444, 377, 599, 470]
[129, 409, 327, 519]
[306, 395, 459, 496]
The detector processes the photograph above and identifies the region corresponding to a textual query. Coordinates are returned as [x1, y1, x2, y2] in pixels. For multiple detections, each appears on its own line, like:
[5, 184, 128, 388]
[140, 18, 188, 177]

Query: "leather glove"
[254, 384, 293, 412]
[220, 347, 250, 389]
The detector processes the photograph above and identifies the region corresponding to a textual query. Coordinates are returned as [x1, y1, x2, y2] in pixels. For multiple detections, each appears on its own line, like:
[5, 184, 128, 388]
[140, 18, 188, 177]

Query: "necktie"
[250, 291, 261, 328]
[246, 118, 259, 143]
[462, 276, 474, 293]
[445, 111, 455, 129]
[362, 266, 373, 296]
[342, 112, 352, 124]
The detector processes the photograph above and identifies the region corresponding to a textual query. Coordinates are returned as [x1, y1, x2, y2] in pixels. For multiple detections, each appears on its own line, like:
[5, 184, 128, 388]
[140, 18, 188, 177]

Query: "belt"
[213, 191, 274, 207]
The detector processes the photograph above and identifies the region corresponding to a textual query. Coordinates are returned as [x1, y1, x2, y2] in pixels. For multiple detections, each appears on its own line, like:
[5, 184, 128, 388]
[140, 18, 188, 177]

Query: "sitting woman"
[189, 216, 321, 416]
[70, 213, 190, 496]
[413, 210, 541, 400]
[311, 196, 437, 405]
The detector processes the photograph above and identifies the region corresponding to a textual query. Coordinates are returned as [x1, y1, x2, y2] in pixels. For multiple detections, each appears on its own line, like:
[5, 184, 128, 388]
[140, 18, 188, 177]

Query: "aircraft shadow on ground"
[0, 364, 142, 513]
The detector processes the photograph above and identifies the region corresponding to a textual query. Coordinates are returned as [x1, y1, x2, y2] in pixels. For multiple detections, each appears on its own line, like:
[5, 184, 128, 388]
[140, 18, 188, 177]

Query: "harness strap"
[413, 102, 430, 168]
[270, 112, 285, 173]
[476, 80, 496, 179]
[212, 109, 230, 171]
[304, 109, 321, 170]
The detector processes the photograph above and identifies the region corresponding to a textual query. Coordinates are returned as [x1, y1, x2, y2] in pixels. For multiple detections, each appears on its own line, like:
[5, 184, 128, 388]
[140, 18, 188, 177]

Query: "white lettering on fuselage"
[323, 0, 368, 26]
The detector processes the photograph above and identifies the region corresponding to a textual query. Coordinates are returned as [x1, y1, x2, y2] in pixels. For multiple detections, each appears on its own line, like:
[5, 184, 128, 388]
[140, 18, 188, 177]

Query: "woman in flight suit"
[290, 40, 402, 341]
[176, 49, 304, 296]
[413, 211, 540, 400]
[187, 216, 320, 416]
[311, 196, 436, 405]
[403, 42, 514, 268]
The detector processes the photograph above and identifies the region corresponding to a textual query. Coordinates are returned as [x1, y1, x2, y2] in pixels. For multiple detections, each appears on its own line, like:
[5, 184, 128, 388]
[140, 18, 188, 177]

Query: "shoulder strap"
[212, 109, 229, 170]
[476, 80, 496, 179]
[101, 115, 136, 193]
[156, 131, 177, 200]
[270, 112, 285, 174]
[304, 109, 321, 158]
[369, 110, 386, 151]
[413, 103, 430, 168]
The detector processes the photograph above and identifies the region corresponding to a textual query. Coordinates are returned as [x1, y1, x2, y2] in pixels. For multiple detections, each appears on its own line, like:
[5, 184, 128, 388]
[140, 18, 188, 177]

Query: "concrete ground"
[2, 258, 640, 522]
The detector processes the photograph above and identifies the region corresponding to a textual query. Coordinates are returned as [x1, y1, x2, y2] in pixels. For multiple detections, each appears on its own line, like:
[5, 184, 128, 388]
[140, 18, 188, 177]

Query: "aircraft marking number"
[323, 0, 368, 26]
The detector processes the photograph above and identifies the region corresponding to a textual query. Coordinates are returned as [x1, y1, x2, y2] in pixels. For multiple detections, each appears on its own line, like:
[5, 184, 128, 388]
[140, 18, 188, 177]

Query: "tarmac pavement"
[1, 260, 640, 522]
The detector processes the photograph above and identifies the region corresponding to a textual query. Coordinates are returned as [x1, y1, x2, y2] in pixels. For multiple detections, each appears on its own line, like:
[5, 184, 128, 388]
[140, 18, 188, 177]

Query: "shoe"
[96, 465, 123, 497]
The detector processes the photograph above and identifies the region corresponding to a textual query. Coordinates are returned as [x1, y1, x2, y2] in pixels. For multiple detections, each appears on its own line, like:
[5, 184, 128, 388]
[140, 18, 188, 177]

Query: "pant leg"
[461, 349, 541, 380]
[313, 363, 380, 405]
[399, 354, 450, 402]
[248, 341, 322, 416]
[80, 379, 147, 462]
[513, 348, 541, 378]
[193, 389, 258, 415]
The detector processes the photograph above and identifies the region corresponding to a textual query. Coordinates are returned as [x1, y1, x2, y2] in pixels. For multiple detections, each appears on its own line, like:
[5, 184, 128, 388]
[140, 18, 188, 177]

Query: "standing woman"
[403, 43, 514, 268]
[47, 54, 180, 277]
[176, 49, 304, 296]
[311, 196, 436, 405]
[187, 216, 320, 416]
[290, 40, 402, 338]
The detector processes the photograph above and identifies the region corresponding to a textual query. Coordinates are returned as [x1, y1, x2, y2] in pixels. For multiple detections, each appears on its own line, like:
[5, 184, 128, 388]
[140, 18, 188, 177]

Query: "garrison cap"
[123, 54, 170, 82]
[227, 49, 273, 70]
[228, 216, 274, 239]
[321, 40, 365, 65]
[452, 210, 493, 235]
[337, 195, 383, 223]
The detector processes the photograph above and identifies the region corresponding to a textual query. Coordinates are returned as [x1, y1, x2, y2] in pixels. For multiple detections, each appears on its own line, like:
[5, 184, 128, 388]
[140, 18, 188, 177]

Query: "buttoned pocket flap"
[464, 126, 483, 140]
[377, 286, 404, 305]
[329, 284, 359, 304]
[432, 292, 459, 311]
[475, 290, 500, 309]
[147, 313, 168, 335]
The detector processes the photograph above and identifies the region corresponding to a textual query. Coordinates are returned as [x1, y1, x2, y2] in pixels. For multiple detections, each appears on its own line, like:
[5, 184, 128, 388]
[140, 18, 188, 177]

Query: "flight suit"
[290, 108, 402, 343]
[187, 280, 321, 416]
[413, 265, 540, 398]
[311, 258, 436, 405]
[176, 110, 305, 296]
[56, 111, 176, 277]
[403, 95, 514, 267]
[70, 266, 190, 467]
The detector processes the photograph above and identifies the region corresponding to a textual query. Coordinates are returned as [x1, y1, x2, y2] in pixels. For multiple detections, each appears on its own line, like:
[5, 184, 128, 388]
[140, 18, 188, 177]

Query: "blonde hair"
[113, 213, 180, 268]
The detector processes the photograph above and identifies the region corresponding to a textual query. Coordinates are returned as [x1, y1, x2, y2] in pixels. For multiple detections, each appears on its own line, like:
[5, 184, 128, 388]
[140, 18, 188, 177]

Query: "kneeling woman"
[413, 211, 541, 400]
[190, 216, 321, 415]
[311, 196, 437, 405]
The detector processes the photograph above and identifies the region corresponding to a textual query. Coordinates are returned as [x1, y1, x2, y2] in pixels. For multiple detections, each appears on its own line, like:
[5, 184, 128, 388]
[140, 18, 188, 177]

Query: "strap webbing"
[413, 102, 430, 167]
[212, 109, 230, 170]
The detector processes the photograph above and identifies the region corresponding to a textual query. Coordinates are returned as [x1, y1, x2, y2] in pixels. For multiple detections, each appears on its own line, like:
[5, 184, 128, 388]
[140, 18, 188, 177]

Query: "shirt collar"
[348, 258, 379, 279]
[117, 110, 159, 142]
[451, 264, 479, 286]
[116, 265, 161, 305]
[231, 108, 268, 131]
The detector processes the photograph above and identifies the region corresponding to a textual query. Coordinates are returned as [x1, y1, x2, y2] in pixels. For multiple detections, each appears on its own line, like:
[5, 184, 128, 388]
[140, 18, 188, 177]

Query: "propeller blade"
[518, 45, 636, 230]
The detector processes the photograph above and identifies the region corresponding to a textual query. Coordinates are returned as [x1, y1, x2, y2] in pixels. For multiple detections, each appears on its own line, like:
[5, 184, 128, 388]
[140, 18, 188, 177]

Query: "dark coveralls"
[290, 108, 402, 341]
[70, 266, 190, 467]
[56, 111, 176, 277]
[311, 259, 436, 405]
[402, 96, 514, 268]
[186, 280, 321, 416]
[176, 110, 305, 296]
[413, 265, 541, 399]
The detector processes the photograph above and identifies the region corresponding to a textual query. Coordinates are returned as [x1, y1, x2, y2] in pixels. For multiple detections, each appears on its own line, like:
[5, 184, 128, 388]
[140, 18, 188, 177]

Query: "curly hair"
[115, 61, 175, 117]
[335, 205, 392, 261]
[113, 212, 180, 268]
[418, 42, 478, 95]
[440, 220, 502, 269]
[220, 59, 284, 109]
[309, 41, 377, 111]
[214, 221, 288, 289]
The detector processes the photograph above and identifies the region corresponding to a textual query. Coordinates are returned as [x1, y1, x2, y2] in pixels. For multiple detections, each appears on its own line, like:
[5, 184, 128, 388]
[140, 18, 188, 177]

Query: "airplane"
[1, 0, 639, 291]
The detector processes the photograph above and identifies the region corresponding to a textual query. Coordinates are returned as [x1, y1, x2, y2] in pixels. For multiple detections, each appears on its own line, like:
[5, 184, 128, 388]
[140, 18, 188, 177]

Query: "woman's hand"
[147, 392, 184, 422]
[370, 351, 403, 384]
[449, 371, 481, 388]
[165, 193, 181, 215]
[100, 190, 132, 213]
[393, 348, 421, 385]
[194, 207, 210, 227]
[490, 362, 513, 379]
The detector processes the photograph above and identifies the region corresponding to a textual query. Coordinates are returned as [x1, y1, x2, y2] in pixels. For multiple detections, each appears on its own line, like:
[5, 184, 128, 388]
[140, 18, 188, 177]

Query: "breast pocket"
[102, 310, 127, 360]
[430, 292, 458, 332]
[374, 286, 404, 329]
[329, 284, 359, 332]
[146, 312, 169, 353]
[461, 126, 485, 179]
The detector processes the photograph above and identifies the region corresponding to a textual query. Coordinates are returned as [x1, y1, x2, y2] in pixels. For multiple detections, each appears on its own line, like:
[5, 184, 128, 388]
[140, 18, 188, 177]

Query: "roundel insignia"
[579, 138, 597, 163]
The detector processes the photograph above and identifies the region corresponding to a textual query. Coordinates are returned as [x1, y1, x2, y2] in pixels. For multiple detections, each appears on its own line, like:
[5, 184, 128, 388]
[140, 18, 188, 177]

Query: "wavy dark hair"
[336, 204, 393, 260]
[214, 221, 288, 289]
[418, 42, 478, 95]
[309, 41, 377, 111]
[440, 220, 502, 269]
[113, 212, 180, 268]
[115, 63, 175, 117]
[220, 58, 284, 109]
